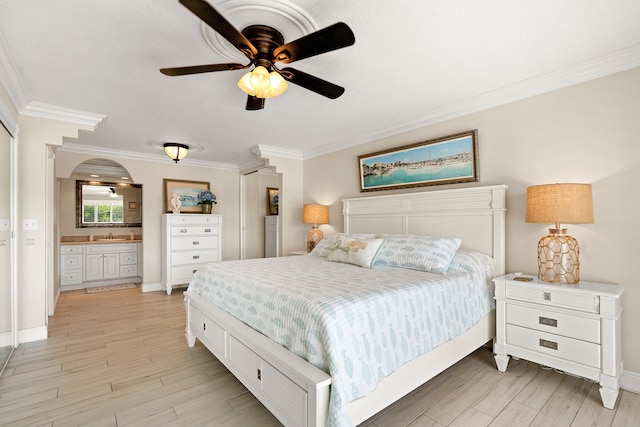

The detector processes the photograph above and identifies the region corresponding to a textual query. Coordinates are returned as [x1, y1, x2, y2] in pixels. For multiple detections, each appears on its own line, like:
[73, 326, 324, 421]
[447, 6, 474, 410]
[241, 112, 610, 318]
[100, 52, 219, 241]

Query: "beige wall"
[55, 151, 242, 289]
[303, 67, 640, 372]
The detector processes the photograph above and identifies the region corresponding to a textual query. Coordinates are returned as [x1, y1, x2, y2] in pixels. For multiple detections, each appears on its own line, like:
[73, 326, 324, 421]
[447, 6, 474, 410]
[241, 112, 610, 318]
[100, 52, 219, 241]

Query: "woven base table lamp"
[526, 183, 594, 284]
[303, 204, 329, 253]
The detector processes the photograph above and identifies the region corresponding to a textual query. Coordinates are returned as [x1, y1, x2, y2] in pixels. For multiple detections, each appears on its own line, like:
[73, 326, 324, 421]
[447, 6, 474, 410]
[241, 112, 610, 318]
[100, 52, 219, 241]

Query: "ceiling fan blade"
[246, 95, 265, 110]
[160, 63, 247, 76]
[273, 22, 355, 64]
[281, 67, 345, 99]
[179, 0, 258, 58]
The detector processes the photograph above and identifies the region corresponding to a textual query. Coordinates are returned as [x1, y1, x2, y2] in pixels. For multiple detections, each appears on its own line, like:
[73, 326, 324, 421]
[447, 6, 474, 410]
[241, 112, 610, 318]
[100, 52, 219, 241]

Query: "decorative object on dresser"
[171, 193, 181, 214]
[163, 142, 189, 163]
[302, 203, 329, 252]
[357, 129, 478, 192]
[163, 179, 209, 213]
[526, 183, 594, 284]
[493, 273, 624, 409]
[161, 213, 222, 295]
[197, 190, 217, 214]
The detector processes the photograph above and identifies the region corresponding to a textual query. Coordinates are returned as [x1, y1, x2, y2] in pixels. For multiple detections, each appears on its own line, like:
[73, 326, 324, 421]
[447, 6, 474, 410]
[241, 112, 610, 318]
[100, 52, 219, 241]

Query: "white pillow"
[327, 234, 384, 268]
[309, 233, 377, 257]
[373, 234, 461, 274]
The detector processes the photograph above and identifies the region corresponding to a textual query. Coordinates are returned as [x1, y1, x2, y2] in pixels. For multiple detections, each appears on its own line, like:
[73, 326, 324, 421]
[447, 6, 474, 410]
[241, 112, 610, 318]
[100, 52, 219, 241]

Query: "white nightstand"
[493, 273, 624, 409]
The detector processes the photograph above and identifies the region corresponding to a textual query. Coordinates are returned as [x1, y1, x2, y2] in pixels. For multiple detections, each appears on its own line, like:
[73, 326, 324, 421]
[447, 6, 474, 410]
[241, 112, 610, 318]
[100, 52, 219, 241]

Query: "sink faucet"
[109, 232, 114, 239]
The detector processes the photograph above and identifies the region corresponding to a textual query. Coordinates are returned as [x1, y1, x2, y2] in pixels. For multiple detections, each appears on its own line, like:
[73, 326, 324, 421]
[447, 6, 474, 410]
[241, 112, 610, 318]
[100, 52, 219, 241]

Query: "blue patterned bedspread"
[187, 252, 495, 426]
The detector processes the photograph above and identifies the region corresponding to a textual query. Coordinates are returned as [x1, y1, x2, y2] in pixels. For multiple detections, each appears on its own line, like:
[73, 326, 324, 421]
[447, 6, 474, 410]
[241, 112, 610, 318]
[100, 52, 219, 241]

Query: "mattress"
[186, 251, 495, 426]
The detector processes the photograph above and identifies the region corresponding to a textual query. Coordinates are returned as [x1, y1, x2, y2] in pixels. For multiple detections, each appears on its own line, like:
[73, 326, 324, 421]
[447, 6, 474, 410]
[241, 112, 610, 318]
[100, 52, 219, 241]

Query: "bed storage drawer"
[190, 306, 226, 356]
[228, 335, 307, 427]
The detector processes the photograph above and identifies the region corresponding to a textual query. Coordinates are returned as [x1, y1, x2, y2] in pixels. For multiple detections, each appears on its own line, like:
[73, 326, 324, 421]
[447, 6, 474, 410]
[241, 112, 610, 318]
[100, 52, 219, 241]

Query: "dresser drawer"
[171, 265, 203, 281]
[172, 250, 219, 265]
[168, 215, 220, 225]
[506, 324, 601, 368]
[171, 225, 219, 237]
[506, 304, 600, 343]
[505, 283, 600, 313]
[171, 236, 219, 251]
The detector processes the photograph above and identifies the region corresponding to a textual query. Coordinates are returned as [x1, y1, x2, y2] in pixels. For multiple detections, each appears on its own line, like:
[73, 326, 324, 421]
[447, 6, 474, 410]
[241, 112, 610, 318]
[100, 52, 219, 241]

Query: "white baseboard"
[19, 326, 47, 344]
[622, 370, 640, 394]
[141, 282, 163, 293]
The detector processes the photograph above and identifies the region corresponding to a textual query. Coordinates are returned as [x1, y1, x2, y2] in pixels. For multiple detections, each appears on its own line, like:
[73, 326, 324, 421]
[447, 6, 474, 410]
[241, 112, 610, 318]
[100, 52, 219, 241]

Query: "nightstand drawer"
[506, 304, 600, 343]
[506, 324, 601, 368]
[505, 284, 600, 313]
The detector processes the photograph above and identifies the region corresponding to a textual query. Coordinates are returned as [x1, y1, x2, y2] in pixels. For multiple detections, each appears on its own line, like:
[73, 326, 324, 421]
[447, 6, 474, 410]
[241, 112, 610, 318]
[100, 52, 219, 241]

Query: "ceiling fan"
[160, 0, 356, 110]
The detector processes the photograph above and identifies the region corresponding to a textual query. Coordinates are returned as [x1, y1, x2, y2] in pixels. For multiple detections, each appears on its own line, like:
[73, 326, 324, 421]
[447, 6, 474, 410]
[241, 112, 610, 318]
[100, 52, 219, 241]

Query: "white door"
[103, 253, 120, 279]
[84, 254, 104, 281]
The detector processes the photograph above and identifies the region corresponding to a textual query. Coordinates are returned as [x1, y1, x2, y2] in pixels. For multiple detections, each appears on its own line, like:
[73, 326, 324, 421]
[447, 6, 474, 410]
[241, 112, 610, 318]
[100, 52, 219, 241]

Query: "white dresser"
[493, 273, 624, 409]
[161, 213, 222, 295]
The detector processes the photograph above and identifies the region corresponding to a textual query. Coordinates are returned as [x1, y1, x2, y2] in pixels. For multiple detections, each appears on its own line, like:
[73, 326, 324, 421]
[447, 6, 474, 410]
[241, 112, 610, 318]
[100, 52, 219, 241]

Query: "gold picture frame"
[267, 187, 279, 215]
[163, 179, 210, 213]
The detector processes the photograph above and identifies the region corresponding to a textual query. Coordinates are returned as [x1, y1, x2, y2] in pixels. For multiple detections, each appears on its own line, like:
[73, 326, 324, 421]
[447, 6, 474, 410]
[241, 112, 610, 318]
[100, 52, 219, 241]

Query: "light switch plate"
[23, 219, 38, 230]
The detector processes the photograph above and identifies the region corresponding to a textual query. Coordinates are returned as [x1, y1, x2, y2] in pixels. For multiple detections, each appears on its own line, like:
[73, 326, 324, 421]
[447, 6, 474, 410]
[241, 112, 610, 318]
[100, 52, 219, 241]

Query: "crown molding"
[21, 102, 107, 130]
[58, 142, 240, 172]
[303, 43, 640, 160]
[0, 27, 27, 136]
[251, 144, 304, 160]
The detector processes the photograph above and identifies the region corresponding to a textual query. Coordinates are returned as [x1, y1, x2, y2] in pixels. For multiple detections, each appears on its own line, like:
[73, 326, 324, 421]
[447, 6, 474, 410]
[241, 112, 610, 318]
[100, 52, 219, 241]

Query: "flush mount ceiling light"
[164, 143, 189, 163]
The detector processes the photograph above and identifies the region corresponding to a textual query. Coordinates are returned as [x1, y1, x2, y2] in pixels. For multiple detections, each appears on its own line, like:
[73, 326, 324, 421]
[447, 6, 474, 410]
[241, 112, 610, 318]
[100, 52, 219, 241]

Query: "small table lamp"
[526, 183, 594, 284]
[303, 204, 329, 252]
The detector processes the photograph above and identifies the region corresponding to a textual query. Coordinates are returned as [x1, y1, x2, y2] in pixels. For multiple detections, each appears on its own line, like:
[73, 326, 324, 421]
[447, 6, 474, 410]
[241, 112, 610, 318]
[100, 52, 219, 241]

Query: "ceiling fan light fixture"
[238, 66, 288, 99]
[164, 143, 189, 163]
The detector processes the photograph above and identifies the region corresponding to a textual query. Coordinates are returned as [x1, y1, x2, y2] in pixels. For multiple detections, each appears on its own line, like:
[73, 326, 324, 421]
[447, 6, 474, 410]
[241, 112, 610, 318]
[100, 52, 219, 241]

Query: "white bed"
[183, 184, 507, 426]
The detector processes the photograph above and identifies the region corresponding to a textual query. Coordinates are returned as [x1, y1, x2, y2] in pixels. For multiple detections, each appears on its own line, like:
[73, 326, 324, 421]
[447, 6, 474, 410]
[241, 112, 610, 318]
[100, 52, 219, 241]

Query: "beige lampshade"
[526, 183, 594, 226]
[302, 204, 329, 225]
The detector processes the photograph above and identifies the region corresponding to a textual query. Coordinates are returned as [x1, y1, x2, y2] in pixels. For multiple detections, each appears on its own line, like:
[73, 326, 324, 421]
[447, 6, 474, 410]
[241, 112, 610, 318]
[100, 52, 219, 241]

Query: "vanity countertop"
[61, 240, 142, 245]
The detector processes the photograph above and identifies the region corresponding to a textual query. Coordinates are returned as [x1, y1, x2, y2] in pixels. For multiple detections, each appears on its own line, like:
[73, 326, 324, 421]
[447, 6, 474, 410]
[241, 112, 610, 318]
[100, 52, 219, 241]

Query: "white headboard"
[342, 185, 507, 275]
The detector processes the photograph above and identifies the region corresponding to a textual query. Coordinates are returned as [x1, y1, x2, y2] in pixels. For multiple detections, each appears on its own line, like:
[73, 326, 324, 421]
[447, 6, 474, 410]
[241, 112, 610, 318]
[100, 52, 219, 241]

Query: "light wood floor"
[1, 287, 638, 426]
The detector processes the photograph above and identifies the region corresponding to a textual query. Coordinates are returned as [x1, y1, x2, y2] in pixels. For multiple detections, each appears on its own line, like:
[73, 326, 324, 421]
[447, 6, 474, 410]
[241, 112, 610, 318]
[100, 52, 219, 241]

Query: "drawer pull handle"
[539, 316, 557, 327]
[193, 255, 200, 260]
[204, 228, 211, 232]
[257, 368, 262, 381]
[539, 339, 558, 350]
[543, 292, 551, 301]
[180, 229, 187, 233]
[192, 241, 200, 245]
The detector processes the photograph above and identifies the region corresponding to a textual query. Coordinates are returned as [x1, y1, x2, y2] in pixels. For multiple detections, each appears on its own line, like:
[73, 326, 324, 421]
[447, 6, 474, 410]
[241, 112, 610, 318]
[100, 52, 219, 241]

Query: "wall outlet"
[23, 219, 38, 230]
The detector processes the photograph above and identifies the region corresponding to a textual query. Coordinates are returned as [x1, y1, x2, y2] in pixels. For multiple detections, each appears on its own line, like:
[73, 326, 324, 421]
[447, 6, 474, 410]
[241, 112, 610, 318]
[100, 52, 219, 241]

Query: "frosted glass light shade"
[238, 66, 288, 98]
[164, 143, 189, 163]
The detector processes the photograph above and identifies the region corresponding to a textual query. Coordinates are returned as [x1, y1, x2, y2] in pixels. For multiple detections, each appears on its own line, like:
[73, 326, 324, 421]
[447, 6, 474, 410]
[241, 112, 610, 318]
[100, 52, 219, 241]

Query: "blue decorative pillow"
[373, 235, 462, 274]
[309, 233, 377, 257]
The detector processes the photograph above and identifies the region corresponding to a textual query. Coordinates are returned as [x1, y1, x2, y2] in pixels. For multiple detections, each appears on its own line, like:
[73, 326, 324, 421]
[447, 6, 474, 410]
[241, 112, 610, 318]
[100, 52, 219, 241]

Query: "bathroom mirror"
[76, 180, 142, 228]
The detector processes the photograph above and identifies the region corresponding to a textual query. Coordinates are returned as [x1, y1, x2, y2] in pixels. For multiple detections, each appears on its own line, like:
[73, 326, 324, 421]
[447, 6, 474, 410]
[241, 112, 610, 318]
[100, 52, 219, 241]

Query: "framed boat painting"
[357, 130, 478, 192]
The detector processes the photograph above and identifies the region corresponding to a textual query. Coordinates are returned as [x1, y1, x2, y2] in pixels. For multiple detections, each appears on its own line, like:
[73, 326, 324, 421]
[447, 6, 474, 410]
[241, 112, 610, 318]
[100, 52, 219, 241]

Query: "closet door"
[0, 122, 13, 373]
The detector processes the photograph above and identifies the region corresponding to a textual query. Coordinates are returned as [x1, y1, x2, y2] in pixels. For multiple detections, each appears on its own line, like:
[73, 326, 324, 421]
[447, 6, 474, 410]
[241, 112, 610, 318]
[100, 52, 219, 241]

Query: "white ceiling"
[1, 0, 640, 170]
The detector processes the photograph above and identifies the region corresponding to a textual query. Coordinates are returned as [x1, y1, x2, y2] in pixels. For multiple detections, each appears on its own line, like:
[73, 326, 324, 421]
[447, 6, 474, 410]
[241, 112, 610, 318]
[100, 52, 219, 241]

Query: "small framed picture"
[163, 179, 210, 213]
[267, 187, 279, 215]
[128, 201, 138, 210]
